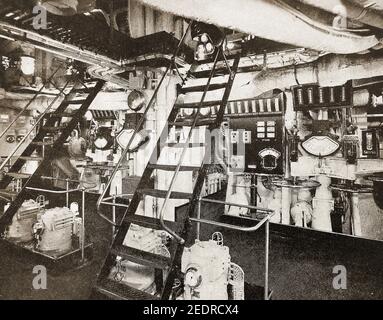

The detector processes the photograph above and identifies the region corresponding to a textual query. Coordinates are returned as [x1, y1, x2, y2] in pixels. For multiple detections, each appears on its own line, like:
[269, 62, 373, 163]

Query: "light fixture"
[128, 90, 146, 112]
[94, 127, 114, 150]
[19, 55, 35, 76]
[39, 0, 78, 16]
[191, 21, 225, 61]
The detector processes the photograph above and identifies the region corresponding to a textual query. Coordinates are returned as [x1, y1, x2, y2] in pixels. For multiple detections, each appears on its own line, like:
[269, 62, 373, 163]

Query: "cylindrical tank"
[6, 200, 40, 243]
[34, 207, 77, 256]
[312, 175, 334, 232]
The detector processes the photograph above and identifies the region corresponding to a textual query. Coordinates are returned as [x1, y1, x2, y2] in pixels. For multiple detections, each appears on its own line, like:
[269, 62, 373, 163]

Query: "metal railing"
[191, 197, 275, 300]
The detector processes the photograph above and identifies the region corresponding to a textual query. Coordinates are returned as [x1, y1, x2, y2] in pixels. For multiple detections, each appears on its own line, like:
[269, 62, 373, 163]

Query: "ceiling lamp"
[39, 0, 96, 16]
[191, 21, 225, 61]
[19, 55, 36, 76]
[39, 0, 78, 15]
[128, 90, 146, 112]
[94, 127, 114, 150]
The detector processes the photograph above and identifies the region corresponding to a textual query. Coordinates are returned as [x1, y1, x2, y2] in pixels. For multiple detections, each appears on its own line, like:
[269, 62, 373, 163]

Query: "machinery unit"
[108, 224, 170, 294]
[4, 198, 44, 243]
[180, 235, 244, 300]
[33, 204, 82, 257]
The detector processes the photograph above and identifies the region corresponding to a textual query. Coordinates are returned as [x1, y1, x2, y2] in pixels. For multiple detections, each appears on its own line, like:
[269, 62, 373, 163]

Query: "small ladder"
[93, 46, 241, 300]
[0, 78, 105, 232]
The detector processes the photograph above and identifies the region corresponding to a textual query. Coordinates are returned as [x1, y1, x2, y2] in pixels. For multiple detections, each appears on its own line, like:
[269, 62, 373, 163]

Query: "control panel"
[227, 93, 285, 175]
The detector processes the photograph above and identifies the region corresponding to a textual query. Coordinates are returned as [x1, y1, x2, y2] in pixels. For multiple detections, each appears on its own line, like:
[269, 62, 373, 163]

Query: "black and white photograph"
[0, 0, 382, 307]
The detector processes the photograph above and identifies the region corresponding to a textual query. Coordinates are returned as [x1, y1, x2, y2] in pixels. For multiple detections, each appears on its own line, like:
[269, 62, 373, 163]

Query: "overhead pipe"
[136, 0, 380, 54]
[296, 0, 383, 30]
[181, 52, 383, 102]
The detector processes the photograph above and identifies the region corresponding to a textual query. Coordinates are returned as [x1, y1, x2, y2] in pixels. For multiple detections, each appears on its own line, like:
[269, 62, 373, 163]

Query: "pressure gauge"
[301, 135, 340, 157]
[258, 148, 281, 171]
[185, 268, 202, 288]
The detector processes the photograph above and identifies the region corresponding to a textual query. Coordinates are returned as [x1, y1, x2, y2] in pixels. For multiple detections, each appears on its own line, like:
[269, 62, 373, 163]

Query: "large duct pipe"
[297, 0, 383, 30]
[136, 0, 380, 54]
[182, 52, 383, 103]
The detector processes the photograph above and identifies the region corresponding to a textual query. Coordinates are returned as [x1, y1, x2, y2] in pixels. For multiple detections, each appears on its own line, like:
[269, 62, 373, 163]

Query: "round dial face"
[301, 135, 340, 157]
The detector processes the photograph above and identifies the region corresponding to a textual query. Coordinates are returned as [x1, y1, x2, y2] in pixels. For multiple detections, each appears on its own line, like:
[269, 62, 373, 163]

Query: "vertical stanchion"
[112, 195, 116, 236]
[197, 197, 202, 241]
[66, 179, 69, 208]
[264, 218, 270, 300]
[81, 188, 85, 263]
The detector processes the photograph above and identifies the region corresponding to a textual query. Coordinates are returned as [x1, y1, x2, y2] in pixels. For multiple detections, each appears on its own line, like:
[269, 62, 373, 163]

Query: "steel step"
[179, 83, 227, 94]
[175, 100, 222, 109]
[111, 245, 171, 269]
[30, 141, 54, 146]
[190, 67, 232, 78]
[123, 214, 179, 231]
[50, 112, 75, 118]
[5, 172, 31, 179]
[64, 99, 86, 105]
[19, 156, 44, 161]
[162, 142, 206, 148]
[147, 164, 200, 171]
[169, 119, 217, 127]
[0, 189, 18, 200]
[137, 188, 192, 200]
[95, 278, 159, 300]
[41, 126, 66, 132]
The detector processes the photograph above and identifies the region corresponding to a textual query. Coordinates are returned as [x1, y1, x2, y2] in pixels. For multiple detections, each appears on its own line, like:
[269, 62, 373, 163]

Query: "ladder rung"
[65, 99, 86, 105]
[169, 119, 217, 127]
[50, 112, 74, 118]
[5, 172, 31, 179]
[95, 278, 159, 300]
[147, 164, 200, 171]
[111, 245, 171, 269]
[0, 189, 18, 199]
[137, 189, 192, 200]
[190, 67, 232, 78]
[19, 156, 44, 161]
[175, 100, 222, 109]
[123, 215, 178, 231]
[30, 141, 54, 146]
[162, 142, 206, 148]
[179, 83, 227, 94]
[41, 126, 66, 132]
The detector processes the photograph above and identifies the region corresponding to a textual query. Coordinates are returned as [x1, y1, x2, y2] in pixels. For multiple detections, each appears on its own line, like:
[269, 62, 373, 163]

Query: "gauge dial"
[301, 135, 340, 157]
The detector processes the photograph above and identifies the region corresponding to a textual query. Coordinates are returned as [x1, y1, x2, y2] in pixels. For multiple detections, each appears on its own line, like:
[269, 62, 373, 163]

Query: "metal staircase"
[0, 75, 104, 233]
[93, 44, 241, 300]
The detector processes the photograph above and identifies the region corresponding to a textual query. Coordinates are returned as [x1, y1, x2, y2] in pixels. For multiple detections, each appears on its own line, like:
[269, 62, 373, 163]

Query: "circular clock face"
[301, 135, 340, 157]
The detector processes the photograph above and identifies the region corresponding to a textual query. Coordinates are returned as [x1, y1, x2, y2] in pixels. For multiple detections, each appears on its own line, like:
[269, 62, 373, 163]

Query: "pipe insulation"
[181, 52, 383, 103]
[136, 0, 380, 54]
[297, 0, 383, 30]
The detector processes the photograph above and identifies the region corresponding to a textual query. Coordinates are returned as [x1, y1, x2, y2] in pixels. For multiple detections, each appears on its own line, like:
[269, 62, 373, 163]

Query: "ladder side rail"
[0, 76, 73, 173]
[0, 64, 64, 140]
[157, 48, 222, 244]
[0, 75, 84, 190]
[0, 80, 104, 231]
[96, 22, 192, 225]
[160, 52, 241, 299]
